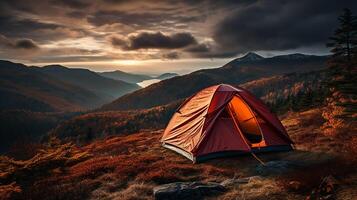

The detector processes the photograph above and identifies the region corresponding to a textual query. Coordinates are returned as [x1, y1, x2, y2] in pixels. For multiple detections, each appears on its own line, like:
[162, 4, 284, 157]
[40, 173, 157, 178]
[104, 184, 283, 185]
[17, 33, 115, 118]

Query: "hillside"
[36, 65, 140, 101]
[50, 100, 181, 143]
[0, 110, 79, 155]
[101, 53, 327, 111]
[241, 70, 329, 113]
[2, 61, 356, 200]
[99, 70, 152, 84]
[0, 60, 104, 111]
[3, 65, 355, 200]
[52, 68, 329, 143]
[99, 70, 178, 84]
[155, 73, 178, 80]
[1, 108, 356, 200]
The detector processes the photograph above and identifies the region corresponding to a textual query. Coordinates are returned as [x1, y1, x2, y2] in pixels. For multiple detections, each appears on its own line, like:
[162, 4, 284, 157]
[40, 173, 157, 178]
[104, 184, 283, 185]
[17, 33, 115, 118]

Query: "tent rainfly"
[161, 84, 293, 163]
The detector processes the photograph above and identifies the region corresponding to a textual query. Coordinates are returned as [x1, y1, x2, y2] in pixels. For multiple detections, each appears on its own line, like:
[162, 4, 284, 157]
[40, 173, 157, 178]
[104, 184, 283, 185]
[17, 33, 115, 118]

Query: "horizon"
[1, 0, 353, 75]
[17, 51, 330, 76]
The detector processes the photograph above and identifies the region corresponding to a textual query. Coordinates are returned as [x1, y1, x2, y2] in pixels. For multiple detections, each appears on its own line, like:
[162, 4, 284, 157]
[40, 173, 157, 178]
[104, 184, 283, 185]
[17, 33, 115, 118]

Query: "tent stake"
[251, 152, 266, 166]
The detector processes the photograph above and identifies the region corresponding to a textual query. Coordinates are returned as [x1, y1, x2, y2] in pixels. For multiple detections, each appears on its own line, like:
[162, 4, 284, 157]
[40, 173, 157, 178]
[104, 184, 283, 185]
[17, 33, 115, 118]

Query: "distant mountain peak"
[43, 64, 68, 69]
[274, 53, 312, 60]
[236, 52, 264, 62]
[156, 73, 178, 80]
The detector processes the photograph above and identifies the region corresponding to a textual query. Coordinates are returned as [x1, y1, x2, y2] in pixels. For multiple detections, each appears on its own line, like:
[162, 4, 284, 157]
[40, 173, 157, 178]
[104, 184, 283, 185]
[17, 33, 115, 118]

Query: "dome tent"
[161, 84, 293, 163]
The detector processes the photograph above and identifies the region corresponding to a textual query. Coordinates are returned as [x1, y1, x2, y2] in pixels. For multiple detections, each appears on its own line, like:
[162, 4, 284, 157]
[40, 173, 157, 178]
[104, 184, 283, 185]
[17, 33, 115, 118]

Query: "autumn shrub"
[116, 182, 153, 200]
[6, 142, 44, 160]
[278, 157, 356, 194]
[0, 182, 21, 200]
[114, 155, 161, 183]
[21, 177, 100, 200]
[69, 156, 125, 179]
[136, 170, 183, 184]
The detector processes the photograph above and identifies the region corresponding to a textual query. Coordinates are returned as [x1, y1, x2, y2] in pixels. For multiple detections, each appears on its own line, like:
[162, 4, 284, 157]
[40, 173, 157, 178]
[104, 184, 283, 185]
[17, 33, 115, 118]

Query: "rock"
[288, 181, 301, 191]
[321, 175, 339, 193]
[153, 181, 225, 200]
[220, 176, 260, 187]
[306, 175, 339, 200]
[256, 160, 300, 175]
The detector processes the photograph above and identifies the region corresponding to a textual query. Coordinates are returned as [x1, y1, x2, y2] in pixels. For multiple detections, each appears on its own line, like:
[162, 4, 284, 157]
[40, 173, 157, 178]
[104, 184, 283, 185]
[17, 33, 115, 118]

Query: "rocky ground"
[0, 106, 356, 200]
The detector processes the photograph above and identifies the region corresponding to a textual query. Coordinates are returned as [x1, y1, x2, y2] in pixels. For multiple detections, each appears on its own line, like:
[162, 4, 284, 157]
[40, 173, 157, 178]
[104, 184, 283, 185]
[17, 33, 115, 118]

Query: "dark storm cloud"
[0, 34, 39, 50]
[111, 32, 198, 50]
[52, 0, 91, 9]
[0, 0, 356, 62]
[110, 36, 127, 48]
[184, 43, 210, 53]
[0, 0, 37, 14]
[14, 39, 39, 49]
[0, 16, 61, 35]
[0, 15, 60, 40]
[87, 10, 200, 28]
[213, 0, 357, 54]
[66, 10, 88, 18]
[0, 14, 87, 43]
[162, 52, 180, 60]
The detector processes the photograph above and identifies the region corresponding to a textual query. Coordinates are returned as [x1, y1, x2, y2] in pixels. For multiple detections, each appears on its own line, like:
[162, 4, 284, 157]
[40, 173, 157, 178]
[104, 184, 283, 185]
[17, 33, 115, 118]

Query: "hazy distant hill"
[0, 60, 140, 112]
[0, 60, 105, 111]
[99, 70, 152, 83]
[155, 73, 178, 80]
[53, 68, 329, 143]
[36, 65, 139, 101]
[101, 53, 327, 111]
[0, 110, 78, 153]
[99, 70, 178, 84]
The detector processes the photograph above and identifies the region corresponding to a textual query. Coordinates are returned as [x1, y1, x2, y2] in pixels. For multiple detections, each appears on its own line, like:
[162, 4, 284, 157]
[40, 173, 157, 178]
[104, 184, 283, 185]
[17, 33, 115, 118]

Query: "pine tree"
[327, 8, 357, 66]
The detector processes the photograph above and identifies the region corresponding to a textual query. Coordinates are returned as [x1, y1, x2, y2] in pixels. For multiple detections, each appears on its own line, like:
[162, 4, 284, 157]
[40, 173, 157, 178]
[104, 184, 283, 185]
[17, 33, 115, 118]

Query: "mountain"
[155, 73, 179, 80]
[52, 69, 329, 144]
[0, 60, 140, 112]
[99, 70, 152, 84]
[0, 110, 79, 154]
[0, 60, 106, 111]
[36, 65, 140, 102]
[99, 70, 178, 84]
[234, 52, 264, 62]
[101, 53, 328, 111]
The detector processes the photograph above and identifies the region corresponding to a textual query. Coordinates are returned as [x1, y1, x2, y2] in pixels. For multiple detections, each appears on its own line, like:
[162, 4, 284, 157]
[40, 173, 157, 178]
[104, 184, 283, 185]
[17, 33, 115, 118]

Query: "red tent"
[161, 84, 293, 163]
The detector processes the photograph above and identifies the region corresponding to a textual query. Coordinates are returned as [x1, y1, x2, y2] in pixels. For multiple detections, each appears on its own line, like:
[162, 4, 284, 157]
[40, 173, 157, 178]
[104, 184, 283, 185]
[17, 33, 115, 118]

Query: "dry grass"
[1, 107, 356, 199]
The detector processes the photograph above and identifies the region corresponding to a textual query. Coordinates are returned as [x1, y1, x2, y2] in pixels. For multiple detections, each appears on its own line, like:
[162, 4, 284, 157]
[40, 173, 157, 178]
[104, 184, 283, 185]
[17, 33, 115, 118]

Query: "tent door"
[227, 95, 263, 145]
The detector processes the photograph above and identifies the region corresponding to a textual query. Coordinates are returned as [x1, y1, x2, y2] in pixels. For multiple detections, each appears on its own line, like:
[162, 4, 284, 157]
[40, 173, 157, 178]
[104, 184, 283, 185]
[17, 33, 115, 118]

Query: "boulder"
[153, 181, 225, 200]
[220, 176, 260, 187]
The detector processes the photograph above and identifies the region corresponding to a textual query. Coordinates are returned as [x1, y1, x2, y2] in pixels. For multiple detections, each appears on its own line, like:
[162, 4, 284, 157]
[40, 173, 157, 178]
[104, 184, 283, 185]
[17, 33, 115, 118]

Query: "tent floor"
[195, 145, 293, 163]
[162, 143, 293, 163]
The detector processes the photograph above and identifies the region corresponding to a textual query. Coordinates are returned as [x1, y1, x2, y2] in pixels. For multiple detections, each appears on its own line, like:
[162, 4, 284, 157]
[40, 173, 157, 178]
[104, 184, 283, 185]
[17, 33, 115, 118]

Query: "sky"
[0, 0, 356, 75]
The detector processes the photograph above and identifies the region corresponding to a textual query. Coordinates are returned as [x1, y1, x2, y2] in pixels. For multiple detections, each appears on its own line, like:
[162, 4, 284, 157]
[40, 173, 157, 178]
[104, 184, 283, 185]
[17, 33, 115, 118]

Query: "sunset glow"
[0, 0, 353, 74]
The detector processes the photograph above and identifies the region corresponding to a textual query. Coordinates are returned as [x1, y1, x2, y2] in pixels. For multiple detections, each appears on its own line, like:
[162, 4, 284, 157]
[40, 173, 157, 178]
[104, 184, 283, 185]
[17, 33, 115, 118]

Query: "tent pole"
[250, 152, 266, 166]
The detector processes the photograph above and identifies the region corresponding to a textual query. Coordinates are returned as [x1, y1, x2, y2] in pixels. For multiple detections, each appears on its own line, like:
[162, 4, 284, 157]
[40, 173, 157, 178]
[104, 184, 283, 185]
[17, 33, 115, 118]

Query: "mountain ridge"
[99, 70, 152, 84]
[99, 70, 179, 84]
[0, 60, 139, 112]
[101, 53, 328, 111]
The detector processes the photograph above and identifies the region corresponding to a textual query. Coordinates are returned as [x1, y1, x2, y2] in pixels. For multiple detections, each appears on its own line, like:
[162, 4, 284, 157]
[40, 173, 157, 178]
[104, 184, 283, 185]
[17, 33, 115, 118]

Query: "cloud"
[0, 0, 356, 62]
[162, 51, 180, 60]
[14, 39, 39, 49]
[0, 34, 39, 49]
[52, 0, 91, 9]
[87, 10, 201, 29]
[184, 43, 210, 53]
[111, 32, 198, 50]
[0, 15, 87, 43]
[213, 0, 357, 54]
